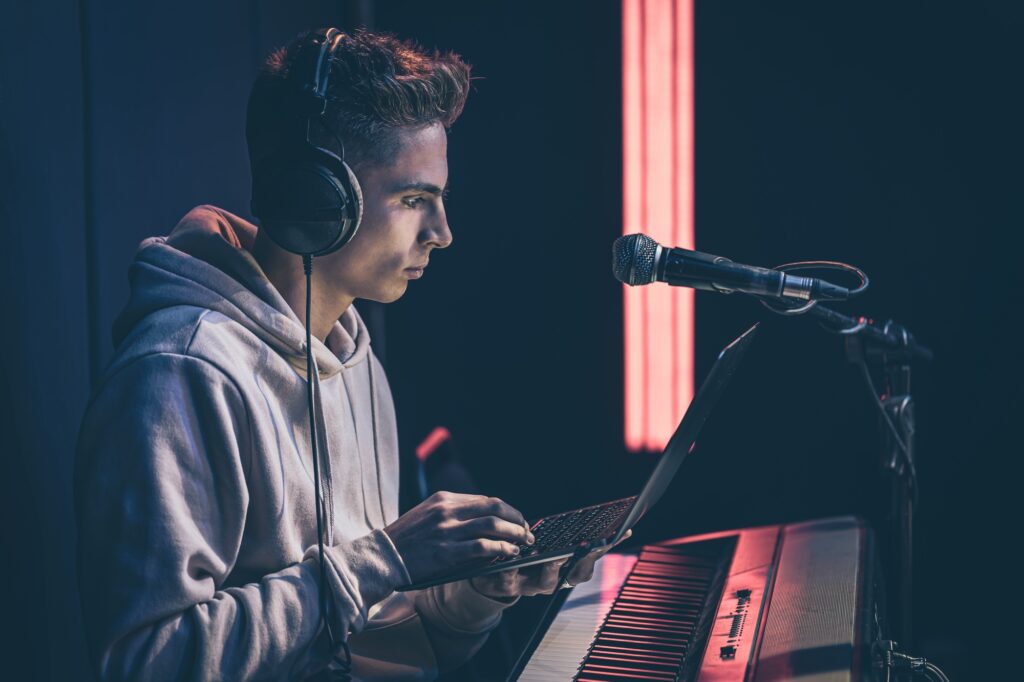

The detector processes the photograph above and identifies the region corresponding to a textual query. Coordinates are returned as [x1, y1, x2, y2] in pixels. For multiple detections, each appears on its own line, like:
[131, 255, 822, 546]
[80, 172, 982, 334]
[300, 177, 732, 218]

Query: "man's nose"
[422, 204, 453, 249]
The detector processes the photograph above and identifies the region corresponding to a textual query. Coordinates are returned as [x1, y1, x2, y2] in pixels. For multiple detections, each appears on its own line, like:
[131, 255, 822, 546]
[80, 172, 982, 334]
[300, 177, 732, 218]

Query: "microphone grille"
[612, 234, 659, 285]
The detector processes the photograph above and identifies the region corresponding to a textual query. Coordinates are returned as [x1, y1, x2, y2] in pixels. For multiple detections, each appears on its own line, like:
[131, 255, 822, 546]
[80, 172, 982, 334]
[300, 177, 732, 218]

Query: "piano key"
[589, 647, 684, 659]
[593, 632, 689, 647]
[577, 659, 679, 675]
[603, 618, 694, 634]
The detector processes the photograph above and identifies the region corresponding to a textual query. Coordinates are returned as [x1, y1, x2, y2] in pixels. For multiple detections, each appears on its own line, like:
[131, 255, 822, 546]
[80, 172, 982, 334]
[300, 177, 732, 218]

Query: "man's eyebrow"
[389, 181, 449, 195]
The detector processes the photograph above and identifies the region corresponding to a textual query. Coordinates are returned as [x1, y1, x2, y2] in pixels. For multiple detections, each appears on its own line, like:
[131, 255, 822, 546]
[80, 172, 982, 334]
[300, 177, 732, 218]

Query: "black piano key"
[618, 591, 708, 605]
[594, 631, 690, 648]
[627, 575, 711, 587]
[595, 630, 690, 646]
[591, 643, 683, 660]
[612, 602, 701, 618]
[605, 613, 694, 627]
[591, 649, 687, 665]
[581, 671, 675, 675]
[598, 629, 693, 647]
[621, 602, 701, 614]
[612, 604, 701, 619]
[611, 601, 698, 614]
[585, 652, 680, 670]
[637, 553, 721, 568]
[632, 564, 714, 575]
[582, 661, 681, 679]
[600, 623, 690, 637]
[578, 662, 678, 680]
[628, 575, 712, 585]
[606, 616, 696, 632]
[598, 622, 692, 638]
[619, 592, 706, 606]
[616, 593, 706, 607]
[629, 579, 711, 591]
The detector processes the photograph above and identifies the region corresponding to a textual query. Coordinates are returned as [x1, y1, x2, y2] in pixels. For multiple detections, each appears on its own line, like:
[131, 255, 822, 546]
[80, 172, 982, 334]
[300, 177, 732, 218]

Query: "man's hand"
[469, 530, 632, 599]
[384, 491, 535, 584]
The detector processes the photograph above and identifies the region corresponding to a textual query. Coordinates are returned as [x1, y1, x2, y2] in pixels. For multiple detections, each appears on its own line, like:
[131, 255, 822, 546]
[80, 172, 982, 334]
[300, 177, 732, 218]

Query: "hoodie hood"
[113, 205, 369, 377]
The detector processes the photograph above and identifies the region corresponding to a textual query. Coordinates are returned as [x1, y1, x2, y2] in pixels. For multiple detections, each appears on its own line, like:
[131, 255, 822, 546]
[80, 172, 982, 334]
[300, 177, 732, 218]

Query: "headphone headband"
[289, 28, 343, 116]
[250, 27, 363, 257]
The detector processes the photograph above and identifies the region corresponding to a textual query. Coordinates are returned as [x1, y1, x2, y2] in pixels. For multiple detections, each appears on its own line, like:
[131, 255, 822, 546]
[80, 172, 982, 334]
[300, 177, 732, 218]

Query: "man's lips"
[404, 262, 428, 278]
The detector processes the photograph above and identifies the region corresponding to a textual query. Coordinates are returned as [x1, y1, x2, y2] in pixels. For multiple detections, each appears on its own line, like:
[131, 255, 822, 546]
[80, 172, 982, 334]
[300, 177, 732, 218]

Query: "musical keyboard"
[514, 517, 878, 682]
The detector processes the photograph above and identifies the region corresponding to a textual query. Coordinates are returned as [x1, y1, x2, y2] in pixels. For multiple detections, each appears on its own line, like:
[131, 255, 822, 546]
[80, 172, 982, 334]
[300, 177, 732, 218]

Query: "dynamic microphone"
[612, 233, 850, 301]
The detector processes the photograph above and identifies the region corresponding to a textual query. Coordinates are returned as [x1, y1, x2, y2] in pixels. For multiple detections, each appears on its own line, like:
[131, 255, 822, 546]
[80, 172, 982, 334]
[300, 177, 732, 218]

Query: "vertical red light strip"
[624, 0, 695, 452]
[623, 0, 645, 451]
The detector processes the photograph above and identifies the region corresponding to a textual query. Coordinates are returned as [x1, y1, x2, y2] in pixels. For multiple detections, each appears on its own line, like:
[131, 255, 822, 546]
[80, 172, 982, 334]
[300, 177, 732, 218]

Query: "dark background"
[2, 1, 1020, 679]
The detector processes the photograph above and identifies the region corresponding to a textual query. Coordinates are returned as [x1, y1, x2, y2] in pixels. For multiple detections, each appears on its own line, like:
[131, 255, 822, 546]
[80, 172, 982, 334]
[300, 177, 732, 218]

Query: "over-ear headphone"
[251, 28, 363, 257]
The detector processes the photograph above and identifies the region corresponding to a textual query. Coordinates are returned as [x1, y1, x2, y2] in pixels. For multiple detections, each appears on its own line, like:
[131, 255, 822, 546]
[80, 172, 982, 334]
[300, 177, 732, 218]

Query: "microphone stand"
[805, 304, 932, 647]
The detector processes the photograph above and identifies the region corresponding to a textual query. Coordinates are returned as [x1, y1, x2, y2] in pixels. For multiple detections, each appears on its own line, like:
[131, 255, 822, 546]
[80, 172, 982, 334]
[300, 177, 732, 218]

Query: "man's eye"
[402, 196, 425, 208]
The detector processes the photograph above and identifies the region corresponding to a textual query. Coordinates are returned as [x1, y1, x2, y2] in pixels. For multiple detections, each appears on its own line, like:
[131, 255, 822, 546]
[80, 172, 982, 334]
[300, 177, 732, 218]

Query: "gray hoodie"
[74, 206, 513, 681]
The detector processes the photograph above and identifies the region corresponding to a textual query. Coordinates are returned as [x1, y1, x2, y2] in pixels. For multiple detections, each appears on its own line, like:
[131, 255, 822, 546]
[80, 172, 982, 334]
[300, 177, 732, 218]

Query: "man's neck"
[253, 236, 353, 342]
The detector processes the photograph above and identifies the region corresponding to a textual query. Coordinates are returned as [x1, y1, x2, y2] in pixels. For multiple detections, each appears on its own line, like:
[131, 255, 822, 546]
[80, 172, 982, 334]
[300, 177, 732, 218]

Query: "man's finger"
[470, 569, 521, 598]
[455, 538, 521, 561]
[564, 531, 633, 586]
[519, 558, 565, 596]
[566, 556, 597, 586]
[477, 496, 528, 527]
[453, 496, 527, 527]
[456, 516, 532, 544]
[537, 558, 566, 595]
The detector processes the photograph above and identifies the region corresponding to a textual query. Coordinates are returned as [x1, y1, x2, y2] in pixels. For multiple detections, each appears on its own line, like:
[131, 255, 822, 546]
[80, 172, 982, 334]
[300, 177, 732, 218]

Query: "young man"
[75, 30, 611, 681]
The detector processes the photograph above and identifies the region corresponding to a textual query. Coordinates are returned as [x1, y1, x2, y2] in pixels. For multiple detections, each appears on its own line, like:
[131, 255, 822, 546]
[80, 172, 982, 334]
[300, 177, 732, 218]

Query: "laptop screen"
[610, 323, 759, 542]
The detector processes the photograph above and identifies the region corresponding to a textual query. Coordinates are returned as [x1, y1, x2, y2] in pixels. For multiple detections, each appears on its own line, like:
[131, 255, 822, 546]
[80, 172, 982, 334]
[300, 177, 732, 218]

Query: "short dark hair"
[247, 29, 471, 170]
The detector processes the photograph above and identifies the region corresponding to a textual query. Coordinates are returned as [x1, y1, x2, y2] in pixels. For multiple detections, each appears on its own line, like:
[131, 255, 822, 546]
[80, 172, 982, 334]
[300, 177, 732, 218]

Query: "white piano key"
[518, 553, 639, 681]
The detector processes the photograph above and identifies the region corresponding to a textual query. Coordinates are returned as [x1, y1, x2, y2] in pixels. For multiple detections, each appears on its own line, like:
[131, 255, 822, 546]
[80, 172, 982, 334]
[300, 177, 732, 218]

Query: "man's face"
[323, 122, 452, 303]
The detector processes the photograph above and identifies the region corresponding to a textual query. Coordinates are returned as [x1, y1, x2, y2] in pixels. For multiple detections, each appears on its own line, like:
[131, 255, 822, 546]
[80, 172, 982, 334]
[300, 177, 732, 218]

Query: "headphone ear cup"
[251, 146, 362, 256]
[336, 159, 364, 248]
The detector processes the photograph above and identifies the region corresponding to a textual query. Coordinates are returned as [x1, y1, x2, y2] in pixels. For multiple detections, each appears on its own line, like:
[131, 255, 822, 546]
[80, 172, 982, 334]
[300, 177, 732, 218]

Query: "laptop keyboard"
[495, 496, 637, 563]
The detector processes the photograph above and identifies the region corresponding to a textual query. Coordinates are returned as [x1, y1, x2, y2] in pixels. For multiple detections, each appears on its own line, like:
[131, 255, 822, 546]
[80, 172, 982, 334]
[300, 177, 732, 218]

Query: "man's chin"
[361, 284, 408, 305]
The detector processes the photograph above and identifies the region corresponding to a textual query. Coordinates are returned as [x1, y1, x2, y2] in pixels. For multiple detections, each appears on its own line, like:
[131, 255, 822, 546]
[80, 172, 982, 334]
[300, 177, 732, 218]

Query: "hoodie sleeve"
[345, 573, 520, 676]
[413, 578, 520, 669]
[75, 352, 407, 682]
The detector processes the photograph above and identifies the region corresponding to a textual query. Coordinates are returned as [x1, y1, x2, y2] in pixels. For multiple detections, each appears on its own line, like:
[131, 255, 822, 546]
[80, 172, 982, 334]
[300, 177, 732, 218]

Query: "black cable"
[876, 640, 951, 682]
[923, 661, 951, 682]
[757, 259, 869, 316]
[855, 360, 919, 505]
[776, 259, 870, 296]
[303, 255, 352, 680]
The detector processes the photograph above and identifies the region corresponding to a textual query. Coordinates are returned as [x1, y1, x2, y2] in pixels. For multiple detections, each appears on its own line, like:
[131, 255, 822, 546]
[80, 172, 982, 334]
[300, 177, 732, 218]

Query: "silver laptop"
[399, 323, 759, 591]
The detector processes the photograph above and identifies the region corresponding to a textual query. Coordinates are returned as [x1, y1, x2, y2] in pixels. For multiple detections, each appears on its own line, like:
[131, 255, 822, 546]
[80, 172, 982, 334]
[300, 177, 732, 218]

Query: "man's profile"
[74, 28, 611, 681]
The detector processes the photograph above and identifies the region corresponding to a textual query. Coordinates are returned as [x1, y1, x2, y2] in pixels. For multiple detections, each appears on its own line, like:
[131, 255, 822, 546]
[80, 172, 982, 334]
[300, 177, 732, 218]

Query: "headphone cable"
[303, 254, 353, 680]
